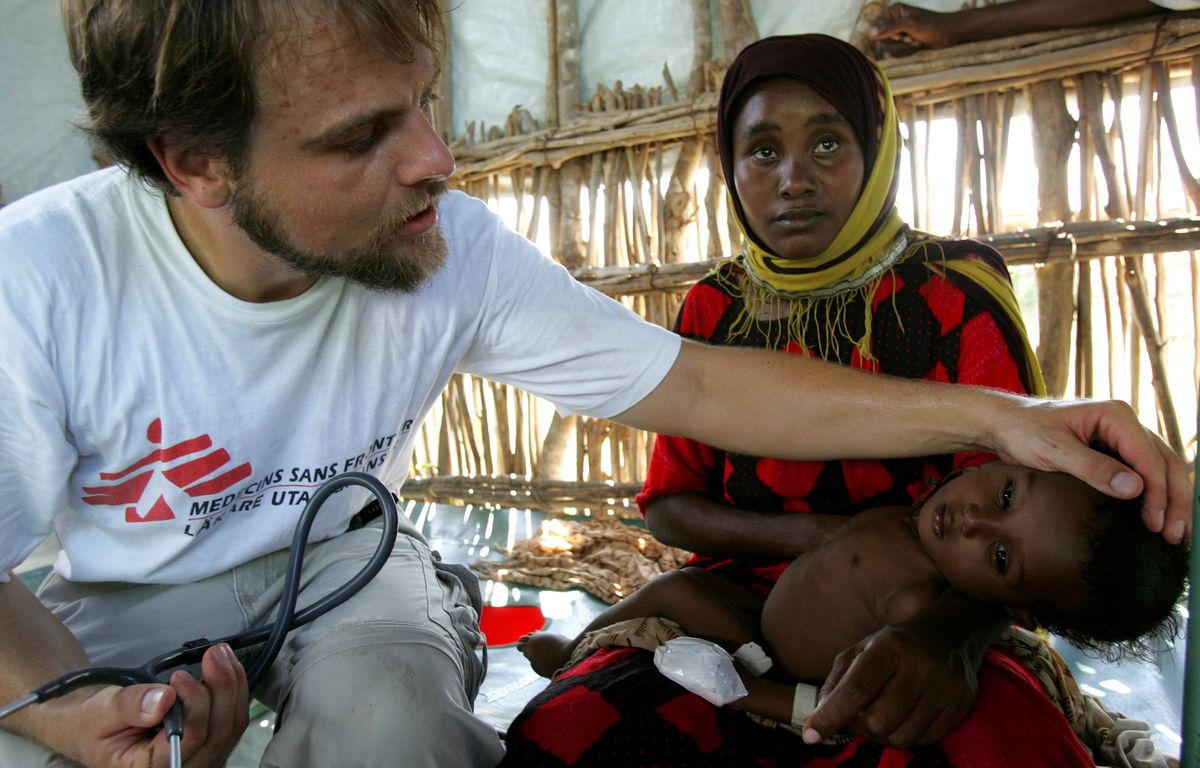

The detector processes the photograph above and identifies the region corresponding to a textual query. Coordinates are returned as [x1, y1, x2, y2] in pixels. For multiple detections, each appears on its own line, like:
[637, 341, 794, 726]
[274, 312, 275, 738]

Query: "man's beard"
[230, 177, 450, 293]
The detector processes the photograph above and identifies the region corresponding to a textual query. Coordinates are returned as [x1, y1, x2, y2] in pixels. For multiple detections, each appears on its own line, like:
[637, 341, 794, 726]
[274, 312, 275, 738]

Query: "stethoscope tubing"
[0, 471, 399, 768]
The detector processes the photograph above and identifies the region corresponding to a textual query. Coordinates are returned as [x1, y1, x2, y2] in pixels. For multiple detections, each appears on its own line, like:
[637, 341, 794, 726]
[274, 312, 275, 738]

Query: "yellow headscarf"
[712, 36, 1043, 395]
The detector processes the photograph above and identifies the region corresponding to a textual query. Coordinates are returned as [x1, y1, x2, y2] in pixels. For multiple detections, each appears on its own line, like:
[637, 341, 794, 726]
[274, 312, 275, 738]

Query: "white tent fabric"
[1, 0, 970, 205]
[450, 0, 872, 138]
[0, 1, 97, 204]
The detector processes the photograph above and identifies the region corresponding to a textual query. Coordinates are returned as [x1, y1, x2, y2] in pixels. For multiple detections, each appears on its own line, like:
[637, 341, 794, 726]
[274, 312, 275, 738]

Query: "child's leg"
[520, 567, 764, 677]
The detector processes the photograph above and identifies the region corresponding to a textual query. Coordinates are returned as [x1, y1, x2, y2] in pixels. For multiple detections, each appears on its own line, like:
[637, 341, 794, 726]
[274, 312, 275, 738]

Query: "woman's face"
[732, 79, 865, 261]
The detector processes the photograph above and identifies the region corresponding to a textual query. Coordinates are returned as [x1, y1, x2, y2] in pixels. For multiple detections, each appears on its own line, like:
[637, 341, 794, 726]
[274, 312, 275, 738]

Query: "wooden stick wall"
[401, 9, 1200, 514]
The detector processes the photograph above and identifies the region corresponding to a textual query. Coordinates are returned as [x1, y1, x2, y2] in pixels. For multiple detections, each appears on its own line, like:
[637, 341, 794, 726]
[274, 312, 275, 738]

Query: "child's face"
[915, 463, 1104, 615]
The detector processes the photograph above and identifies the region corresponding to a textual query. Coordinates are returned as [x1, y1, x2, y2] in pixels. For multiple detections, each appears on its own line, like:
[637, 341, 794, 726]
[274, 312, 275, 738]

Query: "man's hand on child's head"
[987, 396, 1190, 544]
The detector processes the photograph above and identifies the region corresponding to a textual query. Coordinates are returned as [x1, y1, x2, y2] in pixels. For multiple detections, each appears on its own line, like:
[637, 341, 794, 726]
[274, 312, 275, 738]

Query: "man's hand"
[867, 3, 955, 56]
[868, 0, 1164, 58]
[66, 644, 249, 768]
[800, 622, 978, 748]
[990, 397, 1191, 544]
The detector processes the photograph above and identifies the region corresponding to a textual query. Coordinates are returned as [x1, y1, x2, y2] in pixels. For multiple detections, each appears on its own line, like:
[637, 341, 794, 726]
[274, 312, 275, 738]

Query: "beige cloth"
[566, 615, 688, 671]
[996, 626, 1175, 768]
[471, 516, 690, 604]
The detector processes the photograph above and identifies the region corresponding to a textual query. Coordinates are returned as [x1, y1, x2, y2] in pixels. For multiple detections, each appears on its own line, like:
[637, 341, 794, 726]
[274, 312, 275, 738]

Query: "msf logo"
[82, 419, 253, 523]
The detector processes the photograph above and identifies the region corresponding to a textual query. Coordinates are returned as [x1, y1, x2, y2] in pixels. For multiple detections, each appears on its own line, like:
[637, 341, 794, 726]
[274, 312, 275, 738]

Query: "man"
[0, 2, 1188, 767]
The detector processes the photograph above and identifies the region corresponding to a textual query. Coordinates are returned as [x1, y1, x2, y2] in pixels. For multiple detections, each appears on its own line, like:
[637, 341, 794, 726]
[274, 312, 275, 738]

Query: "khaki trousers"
[0, 520, 503, 767]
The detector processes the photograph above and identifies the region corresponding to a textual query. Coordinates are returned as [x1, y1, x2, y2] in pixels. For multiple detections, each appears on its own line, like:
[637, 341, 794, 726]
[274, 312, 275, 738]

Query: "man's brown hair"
[61, 0, 444, 193]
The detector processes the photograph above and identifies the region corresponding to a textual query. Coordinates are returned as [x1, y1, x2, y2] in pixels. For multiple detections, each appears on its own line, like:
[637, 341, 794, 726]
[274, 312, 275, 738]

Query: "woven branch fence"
[399, 5, 1200, 516]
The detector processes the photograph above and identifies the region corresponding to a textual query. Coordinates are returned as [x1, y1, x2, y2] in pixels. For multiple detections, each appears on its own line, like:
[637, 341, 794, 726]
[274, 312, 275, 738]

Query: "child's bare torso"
[758, 506, 945, 681]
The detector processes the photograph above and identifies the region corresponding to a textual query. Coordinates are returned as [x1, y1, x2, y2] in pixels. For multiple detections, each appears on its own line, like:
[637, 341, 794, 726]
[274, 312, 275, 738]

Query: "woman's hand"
[801, 591, 1006, 748]
[801, 622, 976, 747]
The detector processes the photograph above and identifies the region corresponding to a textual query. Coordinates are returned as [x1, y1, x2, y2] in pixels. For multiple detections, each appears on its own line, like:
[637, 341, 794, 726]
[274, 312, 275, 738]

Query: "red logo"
[81, 419, 253, 523]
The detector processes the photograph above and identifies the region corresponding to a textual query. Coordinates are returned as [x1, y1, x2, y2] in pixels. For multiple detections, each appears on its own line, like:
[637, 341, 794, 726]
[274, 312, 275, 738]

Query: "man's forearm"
[620, 338, 1189, 546]
[0, 576, 91, 749]
[620, 341, 1002, 462]
[940, 0, 1163, 45]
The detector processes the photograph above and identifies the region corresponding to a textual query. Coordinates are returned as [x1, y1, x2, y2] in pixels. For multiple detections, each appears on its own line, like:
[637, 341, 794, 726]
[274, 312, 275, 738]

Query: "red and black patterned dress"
[638, 249, 1033, 592]
[500, 247, 1092, 767]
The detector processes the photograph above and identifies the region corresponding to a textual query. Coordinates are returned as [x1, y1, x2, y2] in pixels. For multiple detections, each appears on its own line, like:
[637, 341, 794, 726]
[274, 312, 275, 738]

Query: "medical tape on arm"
[732, 641, 773, 676]
[791, 683, 820, 727]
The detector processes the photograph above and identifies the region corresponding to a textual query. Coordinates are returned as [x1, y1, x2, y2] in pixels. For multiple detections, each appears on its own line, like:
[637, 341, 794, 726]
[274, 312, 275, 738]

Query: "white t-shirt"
[1151, 0, 1200, 9]
[0, 168, 680, 584]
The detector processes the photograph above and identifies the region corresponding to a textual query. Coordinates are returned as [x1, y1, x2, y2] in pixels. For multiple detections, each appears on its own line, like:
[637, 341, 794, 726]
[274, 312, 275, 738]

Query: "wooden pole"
[1101, 257, 1119, 397]
[901, 102, 922, 230]
[704, 145, 725, 258]
[586, 153, 604, 266]
[1123, 66, 1185, 451]
[1124, 254, 1185, 451]
[952, 100, 968, 236]
[1182, 434, 1200, 768]
[1075, 75, 1095, 399]
[719, 0, 756, 62]
[433, 0, 455, 142]
[662, 141, 705, 264]
[536, 413, 577, 479]
[1192, 251, 1200, 388]
[625, 147, 654, 262]
[603, 151, 620, 266]
[555, 0, 586, 269]
[1154, 61, 1200, 210]
[688, 0, 712, 99]
[1029, 80, 1077, 398]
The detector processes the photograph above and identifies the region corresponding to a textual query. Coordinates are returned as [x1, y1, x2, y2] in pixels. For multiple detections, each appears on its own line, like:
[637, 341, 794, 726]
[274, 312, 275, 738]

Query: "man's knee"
[265, 632, 501, 767]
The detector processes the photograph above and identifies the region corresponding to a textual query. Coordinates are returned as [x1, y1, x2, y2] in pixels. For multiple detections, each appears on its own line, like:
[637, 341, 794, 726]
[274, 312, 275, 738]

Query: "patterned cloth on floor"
[471, 517, 690, 605]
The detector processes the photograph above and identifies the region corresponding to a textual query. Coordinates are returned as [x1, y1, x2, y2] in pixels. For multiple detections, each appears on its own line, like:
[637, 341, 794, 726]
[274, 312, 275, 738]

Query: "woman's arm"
[644, 493, 847, 559]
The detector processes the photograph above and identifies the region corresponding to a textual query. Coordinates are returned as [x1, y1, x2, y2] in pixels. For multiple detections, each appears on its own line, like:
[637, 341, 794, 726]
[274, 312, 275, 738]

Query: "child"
[519, 462, 1188, 726]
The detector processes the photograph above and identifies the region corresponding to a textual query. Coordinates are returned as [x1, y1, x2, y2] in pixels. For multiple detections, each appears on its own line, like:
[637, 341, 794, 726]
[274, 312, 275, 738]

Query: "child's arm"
[728, 668, 803, 724]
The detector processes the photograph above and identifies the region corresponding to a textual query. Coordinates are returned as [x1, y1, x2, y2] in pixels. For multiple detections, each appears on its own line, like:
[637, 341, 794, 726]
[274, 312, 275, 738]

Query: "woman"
[501, 35, 1095, 767]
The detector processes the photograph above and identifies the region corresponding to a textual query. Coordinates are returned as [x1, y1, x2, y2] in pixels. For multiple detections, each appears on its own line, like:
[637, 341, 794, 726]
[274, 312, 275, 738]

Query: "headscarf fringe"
[712, 255, 885, 364]
[709, 232, 1041, 384]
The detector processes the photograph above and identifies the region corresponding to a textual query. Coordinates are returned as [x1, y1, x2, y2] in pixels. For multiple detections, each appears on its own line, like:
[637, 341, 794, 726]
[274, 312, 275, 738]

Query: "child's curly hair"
[1032, 492, 1189, 663]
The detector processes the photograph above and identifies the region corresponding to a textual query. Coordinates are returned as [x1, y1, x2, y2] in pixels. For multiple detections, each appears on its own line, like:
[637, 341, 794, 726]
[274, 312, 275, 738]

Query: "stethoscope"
[0, 471, 399, 768]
